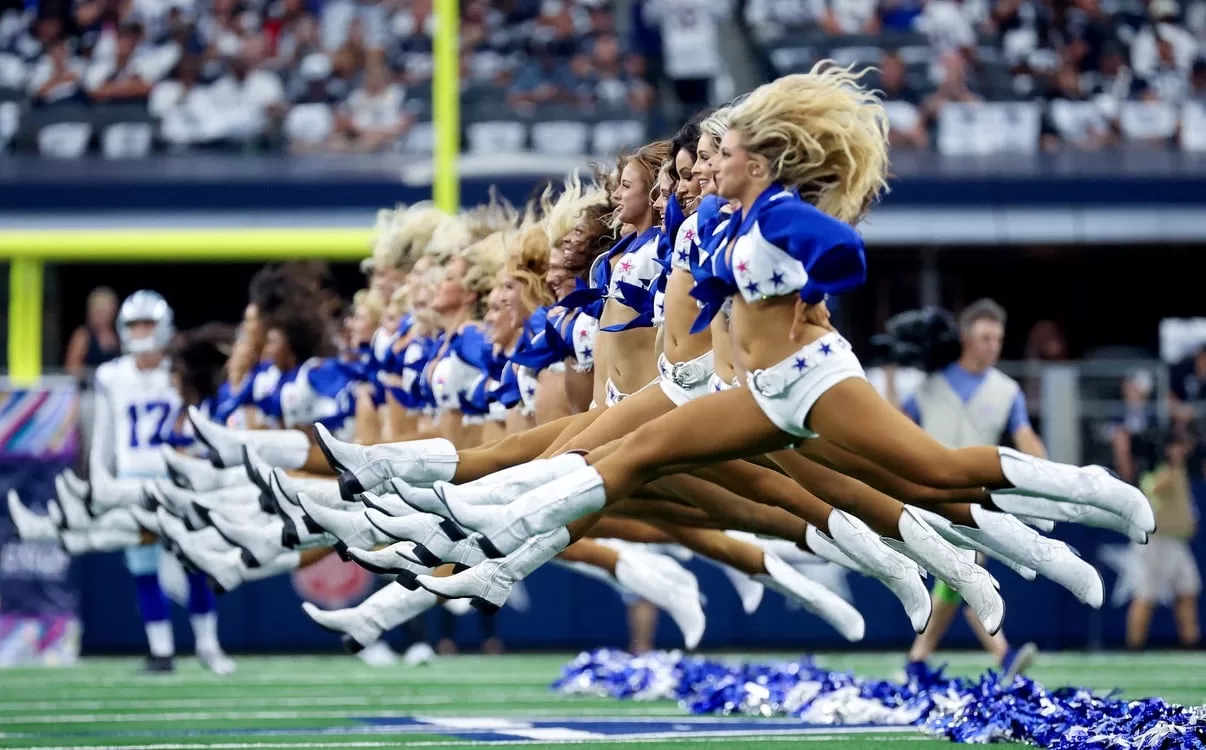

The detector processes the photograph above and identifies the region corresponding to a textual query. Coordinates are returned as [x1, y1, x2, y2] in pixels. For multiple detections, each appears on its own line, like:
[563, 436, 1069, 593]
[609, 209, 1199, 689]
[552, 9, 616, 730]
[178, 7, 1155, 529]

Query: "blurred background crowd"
[1, 0, 1204, 156]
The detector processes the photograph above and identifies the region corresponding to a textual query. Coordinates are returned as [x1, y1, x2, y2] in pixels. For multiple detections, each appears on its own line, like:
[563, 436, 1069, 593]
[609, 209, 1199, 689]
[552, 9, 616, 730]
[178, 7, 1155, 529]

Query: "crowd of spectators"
[0, 0, 1203, 157]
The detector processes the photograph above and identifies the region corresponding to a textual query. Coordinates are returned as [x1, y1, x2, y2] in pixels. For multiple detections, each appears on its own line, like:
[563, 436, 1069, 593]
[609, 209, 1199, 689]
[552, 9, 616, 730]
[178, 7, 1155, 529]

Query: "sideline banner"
[0, 382, 81, 666]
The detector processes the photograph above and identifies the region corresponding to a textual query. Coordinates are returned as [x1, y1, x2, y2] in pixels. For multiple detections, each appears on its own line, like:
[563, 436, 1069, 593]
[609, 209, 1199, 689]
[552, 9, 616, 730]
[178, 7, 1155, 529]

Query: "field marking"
[5, 737, 934, 750]
[0, 691, 573, 713]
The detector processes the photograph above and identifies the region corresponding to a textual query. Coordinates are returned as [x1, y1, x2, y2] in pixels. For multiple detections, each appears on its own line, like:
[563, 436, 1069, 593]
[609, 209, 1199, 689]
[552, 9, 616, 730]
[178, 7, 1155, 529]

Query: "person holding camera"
[897, 299, 1044, 680]
[1126, 429, 1201, 650]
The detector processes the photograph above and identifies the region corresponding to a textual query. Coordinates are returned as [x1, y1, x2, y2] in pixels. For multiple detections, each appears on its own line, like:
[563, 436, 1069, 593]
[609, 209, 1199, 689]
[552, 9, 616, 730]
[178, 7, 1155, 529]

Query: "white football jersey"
[93, 355, 181, 479]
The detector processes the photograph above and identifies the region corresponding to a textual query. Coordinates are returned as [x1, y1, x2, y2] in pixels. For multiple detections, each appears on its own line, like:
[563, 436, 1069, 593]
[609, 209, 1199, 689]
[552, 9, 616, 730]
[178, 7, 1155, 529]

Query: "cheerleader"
[398, 68, 1151, 635]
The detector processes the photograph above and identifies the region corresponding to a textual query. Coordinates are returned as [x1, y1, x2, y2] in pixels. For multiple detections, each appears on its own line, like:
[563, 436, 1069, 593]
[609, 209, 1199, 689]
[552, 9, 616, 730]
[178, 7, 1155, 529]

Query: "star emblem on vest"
[794, 357, 808, 371]
[684, 228, 695, 241]
[618, 260, 634, 274]
[578, 328, 590, 338]
[744, 281, 760, 296]
[770, 271, 785, 287]
[820, 342, 833, 356]
[581, 346, 592, 358]
[678, 250, 690, 263]
[736, 261, 750, 273]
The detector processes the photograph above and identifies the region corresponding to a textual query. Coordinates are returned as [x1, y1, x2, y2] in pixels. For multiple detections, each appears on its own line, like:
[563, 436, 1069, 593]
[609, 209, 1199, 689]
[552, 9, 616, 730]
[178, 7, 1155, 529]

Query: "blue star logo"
[794, 357, 808, 371]
[582, 347, 592, 358]
[770, 271, 785, 287]
[744, 281, 760, 296]
[820, 343, 833, 356]
[524, 386, 536, 398]
[678, 250, 690, 263]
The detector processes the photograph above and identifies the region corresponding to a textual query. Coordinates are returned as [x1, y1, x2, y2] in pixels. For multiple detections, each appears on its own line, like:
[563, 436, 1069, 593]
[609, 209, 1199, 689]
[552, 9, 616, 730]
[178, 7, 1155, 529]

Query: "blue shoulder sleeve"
[451, 324, 495, 372]
[307, 358, 355, 399]
[760, 200, 867, 303]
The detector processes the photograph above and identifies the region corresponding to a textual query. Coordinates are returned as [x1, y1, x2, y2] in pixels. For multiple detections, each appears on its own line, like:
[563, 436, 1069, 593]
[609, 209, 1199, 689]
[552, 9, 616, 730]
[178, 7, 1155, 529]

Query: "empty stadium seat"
[403, 120, 435, 153]
[1182, 101, 1206, 152]
[102, 122, 153, 158]
[0, 100, 18, 150]
[465, 119, 526, 154]
[592, 117, 646, 156]
[937, 101, 1040, 155]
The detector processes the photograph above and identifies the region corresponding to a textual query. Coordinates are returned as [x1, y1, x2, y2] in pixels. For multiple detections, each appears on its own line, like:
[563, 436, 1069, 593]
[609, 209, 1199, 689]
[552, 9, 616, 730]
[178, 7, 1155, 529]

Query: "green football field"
[0, 651, 1203, 750]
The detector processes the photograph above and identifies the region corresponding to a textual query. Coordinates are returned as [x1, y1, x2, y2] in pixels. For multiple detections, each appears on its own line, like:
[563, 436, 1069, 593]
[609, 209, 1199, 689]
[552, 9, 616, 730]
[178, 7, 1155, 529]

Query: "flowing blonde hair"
[461, 230, 512, 319]
[505, 226, 556, 312]
[726, 64, 890, 223]
[353, 288, 386, 328]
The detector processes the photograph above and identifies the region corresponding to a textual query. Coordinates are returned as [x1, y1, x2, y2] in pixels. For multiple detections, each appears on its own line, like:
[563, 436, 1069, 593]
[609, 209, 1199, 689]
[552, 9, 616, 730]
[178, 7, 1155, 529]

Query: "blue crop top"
[688, 186, 866, 333]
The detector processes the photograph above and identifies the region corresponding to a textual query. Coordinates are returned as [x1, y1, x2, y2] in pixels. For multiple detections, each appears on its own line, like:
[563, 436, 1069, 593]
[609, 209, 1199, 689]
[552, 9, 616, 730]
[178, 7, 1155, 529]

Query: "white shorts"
[709, 372, 738, 392]
[1136, 536, 1202, 604]
[658, 350, 715, 406]
[605, 377, 659, 407]
[745, 332, 864, 439]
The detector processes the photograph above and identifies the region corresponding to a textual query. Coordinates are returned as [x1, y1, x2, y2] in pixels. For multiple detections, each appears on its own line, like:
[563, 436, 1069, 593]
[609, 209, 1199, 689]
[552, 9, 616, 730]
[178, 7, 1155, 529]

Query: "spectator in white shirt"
[28, 36, 87, 105]
[644, 0, 730, 115]
[85, 22, 164, 103]
[155, 54, 228, 146]
[1042, 64, 1115, 150]
[284, 51, 339, 152]
[322, 0, 385, 54]
[822, 0, 880, 35]
[207, 35, 285, 142]
[922, 50, 981, 124]
[1131, 0, 1199, 77]
[333, 60, 409, 152]
[879, 51, 929, 148]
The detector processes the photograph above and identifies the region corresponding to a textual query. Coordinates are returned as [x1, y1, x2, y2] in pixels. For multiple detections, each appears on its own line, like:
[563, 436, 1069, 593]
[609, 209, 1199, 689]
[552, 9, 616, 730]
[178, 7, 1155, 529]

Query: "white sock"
[249, 430, 311, 469]
[190, 612, 220, 654]
[145, 620, 175, 658]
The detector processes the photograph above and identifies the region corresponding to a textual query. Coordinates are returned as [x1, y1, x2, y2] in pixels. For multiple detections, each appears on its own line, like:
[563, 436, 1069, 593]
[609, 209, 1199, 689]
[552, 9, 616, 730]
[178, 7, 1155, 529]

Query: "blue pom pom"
[551, 650, 1206, 748]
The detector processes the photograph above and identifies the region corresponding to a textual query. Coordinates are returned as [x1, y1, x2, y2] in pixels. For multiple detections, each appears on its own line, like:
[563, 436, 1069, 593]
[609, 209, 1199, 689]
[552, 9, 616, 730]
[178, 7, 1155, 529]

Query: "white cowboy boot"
[823, 510, 933, 634]
[953, 505, 1104, 608]
[313, 423, 457, 496]
[87, 465, 148, 514]
[991, 491, 1146, 543]
[425, 453, 589, 512]
[437, 465, 607, 558]
[161, 446, 249, 492]
[363, 509, 469, 567]
[359, 490, 420, 518]
[7, 490, 60, 541]
[415, 528, 571, 613]
[997, 447, 1154, 532]
[298, 494, 393, 552]
[756, 552, 865, 642]
[611, 545, 708, 649]
[881, 508, 1006, 636]
[302, 583, 438, 652]
[60, 508, 144, 554]
[913, 507, 1039, 582]
[189, 406, 312, 470]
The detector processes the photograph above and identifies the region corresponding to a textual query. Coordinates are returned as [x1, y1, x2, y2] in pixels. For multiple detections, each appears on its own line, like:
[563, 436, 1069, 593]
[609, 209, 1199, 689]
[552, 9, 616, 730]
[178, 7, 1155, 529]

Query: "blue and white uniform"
[272, 358, 357, 440]
[425, 324, 494, 425]
[690, 185, 868, 438]
[656, 195, 721, 406]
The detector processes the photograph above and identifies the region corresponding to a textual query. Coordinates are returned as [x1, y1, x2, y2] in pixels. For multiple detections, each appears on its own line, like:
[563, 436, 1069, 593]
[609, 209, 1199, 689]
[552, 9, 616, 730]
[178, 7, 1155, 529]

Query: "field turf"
[1, 651, 1202, 750]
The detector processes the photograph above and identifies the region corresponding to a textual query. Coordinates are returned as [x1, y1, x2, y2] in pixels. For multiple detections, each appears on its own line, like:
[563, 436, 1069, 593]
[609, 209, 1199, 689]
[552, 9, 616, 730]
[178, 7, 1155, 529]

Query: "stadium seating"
[1, 0, 1203, 158]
